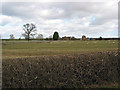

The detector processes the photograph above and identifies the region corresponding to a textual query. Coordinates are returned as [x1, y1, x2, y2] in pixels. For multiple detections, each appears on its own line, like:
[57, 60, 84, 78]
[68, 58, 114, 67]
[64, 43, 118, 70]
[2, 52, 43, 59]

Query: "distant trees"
[49, 35, 53, 40]
[9, 34, 15, 39]
[71, 36, 76, 40]
[22, 23, 37, 41]
[53, 32, 59, 40]
[36, 34, 43, 40]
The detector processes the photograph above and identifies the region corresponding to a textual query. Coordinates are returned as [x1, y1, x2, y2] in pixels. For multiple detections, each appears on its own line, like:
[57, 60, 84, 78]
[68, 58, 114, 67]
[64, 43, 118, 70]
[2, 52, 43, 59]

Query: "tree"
[99, 36, 102, 40]
[9, 34, 15, 39]
[22, 23, 37, 41]
[36, 34, 43, 40]
[53, 32, 59, 40]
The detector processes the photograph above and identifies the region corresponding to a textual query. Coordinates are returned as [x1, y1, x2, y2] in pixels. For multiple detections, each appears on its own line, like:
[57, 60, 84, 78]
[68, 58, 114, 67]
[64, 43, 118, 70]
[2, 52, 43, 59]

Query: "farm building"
[62, 36, 71, 40]
[82, 35, 86, 40]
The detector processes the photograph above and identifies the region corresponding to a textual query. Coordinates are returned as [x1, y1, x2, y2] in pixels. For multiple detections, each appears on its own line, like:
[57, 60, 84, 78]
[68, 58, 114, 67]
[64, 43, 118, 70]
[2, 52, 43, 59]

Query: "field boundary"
[0, 36, 2, 89]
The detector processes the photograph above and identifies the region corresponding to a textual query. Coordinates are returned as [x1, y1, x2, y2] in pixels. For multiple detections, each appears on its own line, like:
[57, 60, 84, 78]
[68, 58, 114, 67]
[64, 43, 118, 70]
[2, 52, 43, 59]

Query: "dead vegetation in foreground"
[2, 51, 119, 88]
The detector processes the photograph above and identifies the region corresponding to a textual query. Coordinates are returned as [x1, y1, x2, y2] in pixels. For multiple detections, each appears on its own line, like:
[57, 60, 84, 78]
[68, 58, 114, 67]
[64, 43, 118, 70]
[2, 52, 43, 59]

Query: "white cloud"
[0, 15, 23, 26]
[0, 1, 118, 38]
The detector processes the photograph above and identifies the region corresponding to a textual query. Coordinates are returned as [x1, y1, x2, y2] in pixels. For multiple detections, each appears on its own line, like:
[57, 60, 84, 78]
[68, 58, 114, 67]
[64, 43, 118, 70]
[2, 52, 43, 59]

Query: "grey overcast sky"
[0, 0, 119, 39]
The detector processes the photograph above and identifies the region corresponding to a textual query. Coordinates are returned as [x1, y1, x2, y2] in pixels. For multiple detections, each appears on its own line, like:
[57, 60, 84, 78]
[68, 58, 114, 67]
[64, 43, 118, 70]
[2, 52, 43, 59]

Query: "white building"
[36, 34, 43, 39]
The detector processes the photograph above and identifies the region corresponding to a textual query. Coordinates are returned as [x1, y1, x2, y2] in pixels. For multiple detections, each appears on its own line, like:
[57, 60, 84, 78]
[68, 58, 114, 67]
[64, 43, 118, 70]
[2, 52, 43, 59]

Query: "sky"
[0, 0, 119, 39]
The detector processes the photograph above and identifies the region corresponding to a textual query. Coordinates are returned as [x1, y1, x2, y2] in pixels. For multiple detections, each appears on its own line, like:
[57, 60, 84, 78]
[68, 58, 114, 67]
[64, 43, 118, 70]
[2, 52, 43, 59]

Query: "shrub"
[2, 51, 119, 88]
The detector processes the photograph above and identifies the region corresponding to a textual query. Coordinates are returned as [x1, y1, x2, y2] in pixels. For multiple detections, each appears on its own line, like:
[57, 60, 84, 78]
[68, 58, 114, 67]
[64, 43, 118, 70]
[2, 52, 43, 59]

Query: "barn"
[82, 35, 86, 40]
[62, 36, 71, 40]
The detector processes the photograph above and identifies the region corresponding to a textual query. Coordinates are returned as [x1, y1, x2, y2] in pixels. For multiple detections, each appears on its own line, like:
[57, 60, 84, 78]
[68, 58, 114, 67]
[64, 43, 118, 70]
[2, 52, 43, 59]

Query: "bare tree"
[22, 23, 37, 41]
[9, 34, 15, 39]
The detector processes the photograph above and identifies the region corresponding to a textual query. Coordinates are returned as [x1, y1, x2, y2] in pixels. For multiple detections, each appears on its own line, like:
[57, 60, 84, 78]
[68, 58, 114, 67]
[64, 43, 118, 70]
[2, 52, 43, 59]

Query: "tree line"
[23, 23, 59, 41]
[9, 23, 59, 41]
[9, 23, 105, 41]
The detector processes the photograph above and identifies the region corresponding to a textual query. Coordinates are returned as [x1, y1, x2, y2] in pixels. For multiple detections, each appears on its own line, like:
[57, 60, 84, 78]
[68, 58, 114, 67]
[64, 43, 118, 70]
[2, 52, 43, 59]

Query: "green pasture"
[2, 40, 118, 59]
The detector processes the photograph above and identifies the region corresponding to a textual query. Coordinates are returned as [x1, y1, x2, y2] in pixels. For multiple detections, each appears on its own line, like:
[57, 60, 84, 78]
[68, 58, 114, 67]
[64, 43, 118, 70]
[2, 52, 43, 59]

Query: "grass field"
[2, 40, 118, 59]
[2, 40, 119, 88]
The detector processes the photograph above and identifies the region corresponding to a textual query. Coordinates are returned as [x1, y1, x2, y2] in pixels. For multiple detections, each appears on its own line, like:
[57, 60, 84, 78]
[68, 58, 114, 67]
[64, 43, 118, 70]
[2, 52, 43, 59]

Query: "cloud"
[0, 1, 118, 38]
[0, 15, 23, 26]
